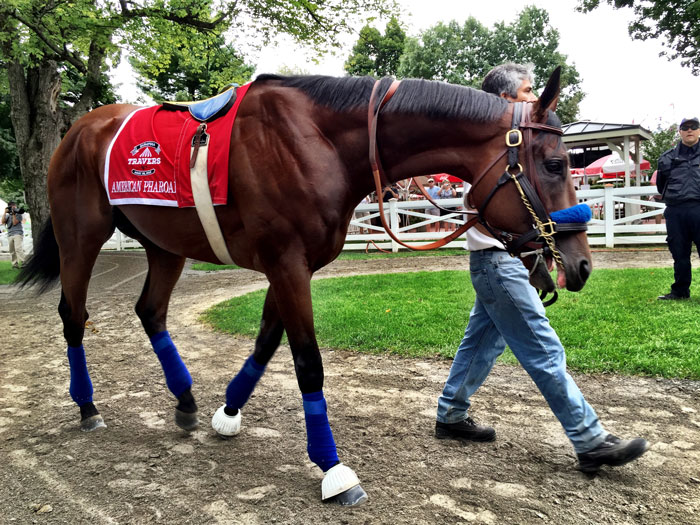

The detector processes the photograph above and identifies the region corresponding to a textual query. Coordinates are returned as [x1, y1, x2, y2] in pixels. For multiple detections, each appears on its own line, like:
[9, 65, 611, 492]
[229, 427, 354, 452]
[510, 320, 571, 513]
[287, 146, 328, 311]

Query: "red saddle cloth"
[105, 83, 251, 207]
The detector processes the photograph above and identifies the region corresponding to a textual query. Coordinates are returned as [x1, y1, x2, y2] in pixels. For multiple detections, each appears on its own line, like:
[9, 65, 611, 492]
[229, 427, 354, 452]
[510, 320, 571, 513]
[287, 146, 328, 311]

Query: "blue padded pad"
[189, 88, 235, 121]
[550, 203, 592, 224]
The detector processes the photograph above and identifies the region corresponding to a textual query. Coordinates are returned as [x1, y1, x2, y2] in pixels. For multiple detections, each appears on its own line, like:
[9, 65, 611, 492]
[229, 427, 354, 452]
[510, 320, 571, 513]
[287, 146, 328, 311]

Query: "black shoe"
[435, 417, 496, 442]
[577, 434, 649, 473]
[657, 292, 689, 300]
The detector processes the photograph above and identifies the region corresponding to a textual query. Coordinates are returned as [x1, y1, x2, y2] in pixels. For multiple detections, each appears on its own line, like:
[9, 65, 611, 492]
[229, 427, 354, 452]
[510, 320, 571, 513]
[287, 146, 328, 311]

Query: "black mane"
[255, 74, 508, 123]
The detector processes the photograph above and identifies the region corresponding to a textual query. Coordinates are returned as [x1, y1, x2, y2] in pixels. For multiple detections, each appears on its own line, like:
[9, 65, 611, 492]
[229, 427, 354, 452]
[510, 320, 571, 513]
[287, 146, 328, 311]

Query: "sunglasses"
[680, 124, 699, 131]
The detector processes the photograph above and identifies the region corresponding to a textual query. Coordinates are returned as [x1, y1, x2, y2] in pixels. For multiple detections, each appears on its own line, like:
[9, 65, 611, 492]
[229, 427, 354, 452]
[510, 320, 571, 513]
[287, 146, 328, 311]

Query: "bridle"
[469, 101, 588, 263]
[367, 79, 588, 304]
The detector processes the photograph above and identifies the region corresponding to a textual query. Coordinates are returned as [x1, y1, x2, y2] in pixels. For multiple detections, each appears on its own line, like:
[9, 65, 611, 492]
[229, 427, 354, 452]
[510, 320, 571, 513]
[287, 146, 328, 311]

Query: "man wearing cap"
[2, 201, 25, 269]
[425, 177, 440, 233]
[656, 117, 700, 300]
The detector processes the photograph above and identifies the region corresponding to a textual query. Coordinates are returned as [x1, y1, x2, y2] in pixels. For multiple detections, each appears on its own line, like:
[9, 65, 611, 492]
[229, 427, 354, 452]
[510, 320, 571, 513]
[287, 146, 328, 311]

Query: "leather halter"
[469, 102, 587, 263]
[367, 80, 587, 264]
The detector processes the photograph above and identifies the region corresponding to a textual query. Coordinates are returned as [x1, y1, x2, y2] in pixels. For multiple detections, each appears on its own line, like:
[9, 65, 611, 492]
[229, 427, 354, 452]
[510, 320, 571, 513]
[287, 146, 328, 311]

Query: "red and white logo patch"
[128, 141, 162, 176]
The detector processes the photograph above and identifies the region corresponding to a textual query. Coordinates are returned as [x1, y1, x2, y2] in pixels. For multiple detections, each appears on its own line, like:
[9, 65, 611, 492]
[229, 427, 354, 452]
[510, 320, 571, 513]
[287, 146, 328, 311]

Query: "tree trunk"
[7, 59, 65, 243]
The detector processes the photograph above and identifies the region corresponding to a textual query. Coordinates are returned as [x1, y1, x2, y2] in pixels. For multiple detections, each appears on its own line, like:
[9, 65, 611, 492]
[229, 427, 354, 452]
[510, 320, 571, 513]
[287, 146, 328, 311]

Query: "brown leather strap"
[190, 123, 207, 169]
[368, 79, 473, 251]
[368, 80, 400, 187]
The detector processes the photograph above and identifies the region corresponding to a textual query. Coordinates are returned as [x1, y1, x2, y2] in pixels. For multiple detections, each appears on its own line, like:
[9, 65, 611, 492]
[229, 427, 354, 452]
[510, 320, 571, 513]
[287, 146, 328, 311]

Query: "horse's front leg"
[267, 267, 367, 506]
[212, 289, 284, 437]
[135, 244, 197, 430]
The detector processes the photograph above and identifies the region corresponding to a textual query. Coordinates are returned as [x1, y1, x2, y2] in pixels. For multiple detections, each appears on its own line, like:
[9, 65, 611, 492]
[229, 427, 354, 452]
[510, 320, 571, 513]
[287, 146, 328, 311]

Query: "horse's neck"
[376, 112, 508, 186]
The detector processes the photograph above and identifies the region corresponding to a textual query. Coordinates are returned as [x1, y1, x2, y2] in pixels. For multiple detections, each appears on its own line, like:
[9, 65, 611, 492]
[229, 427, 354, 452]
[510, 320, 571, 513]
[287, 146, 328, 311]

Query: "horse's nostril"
[579, 259, 591, 281]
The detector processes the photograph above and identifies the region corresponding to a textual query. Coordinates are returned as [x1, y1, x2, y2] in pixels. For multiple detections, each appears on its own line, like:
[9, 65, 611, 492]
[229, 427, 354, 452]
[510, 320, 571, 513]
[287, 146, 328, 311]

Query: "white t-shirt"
[463, 183, 505, 251]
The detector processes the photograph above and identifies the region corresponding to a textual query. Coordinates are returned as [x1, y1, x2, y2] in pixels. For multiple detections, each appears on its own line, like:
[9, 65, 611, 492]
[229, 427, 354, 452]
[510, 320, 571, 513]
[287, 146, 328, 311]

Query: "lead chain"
[509, 173, 564, 268]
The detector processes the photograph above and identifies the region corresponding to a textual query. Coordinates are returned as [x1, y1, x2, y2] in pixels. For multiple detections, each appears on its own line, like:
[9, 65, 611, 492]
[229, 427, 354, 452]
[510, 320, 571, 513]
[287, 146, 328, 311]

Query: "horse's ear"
[532, 66, 561, 122]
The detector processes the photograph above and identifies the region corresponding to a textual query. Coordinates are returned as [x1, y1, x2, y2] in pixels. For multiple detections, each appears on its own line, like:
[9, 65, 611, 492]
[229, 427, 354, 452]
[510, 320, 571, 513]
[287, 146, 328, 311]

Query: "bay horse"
[18, 67, 592, 505]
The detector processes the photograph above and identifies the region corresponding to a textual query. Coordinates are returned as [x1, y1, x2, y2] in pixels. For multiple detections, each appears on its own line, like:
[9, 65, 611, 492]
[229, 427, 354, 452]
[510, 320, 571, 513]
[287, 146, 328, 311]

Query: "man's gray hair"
[481, 63, 535, 98]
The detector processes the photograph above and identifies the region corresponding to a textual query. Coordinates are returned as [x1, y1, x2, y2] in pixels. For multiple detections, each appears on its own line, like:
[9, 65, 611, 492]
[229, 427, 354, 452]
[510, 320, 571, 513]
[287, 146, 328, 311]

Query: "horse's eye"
[544, 159, 564, 175]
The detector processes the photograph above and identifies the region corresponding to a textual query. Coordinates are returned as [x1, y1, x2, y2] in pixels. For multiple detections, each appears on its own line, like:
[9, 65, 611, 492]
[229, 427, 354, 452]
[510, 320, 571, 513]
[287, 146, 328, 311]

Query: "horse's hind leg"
[134, 243, 197, 431]
[57, 239, 109, 432]
[212, 289, 284, 437]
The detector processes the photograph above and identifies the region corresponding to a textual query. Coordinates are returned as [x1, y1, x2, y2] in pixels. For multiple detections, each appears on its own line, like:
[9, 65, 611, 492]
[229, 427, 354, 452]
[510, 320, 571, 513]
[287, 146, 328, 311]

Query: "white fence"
[345, 186, 666, 252]
[0, 186, 667, 256]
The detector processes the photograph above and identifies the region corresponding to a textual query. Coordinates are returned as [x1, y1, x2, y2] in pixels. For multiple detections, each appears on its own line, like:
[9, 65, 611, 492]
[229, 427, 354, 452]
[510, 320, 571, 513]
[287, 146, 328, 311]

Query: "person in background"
[437, 180, 457, 231]
[435, 62, 649, 473]
[2, 201, 25, 269]
[425, 177, 440, 233]
[381, 185, 402, 228]
[656, 117, 700, 300]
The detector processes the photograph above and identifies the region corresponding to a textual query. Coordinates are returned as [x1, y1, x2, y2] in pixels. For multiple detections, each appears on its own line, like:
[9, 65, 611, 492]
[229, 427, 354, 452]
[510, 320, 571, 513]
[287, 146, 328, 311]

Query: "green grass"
[0, 261, 19, 284]
[189, 249, 468, 271]
[201, 267, 700, 380]
[190, 262, 239, 271]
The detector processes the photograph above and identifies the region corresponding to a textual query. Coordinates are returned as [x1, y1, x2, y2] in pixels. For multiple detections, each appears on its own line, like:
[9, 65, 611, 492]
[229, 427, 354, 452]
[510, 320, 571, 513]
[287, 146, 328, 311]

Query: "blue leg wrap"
[225, 355, 266, 410]
[151, 331, 192, 398]
[67, 345, 93, 406]
[303, 391, 339, 472]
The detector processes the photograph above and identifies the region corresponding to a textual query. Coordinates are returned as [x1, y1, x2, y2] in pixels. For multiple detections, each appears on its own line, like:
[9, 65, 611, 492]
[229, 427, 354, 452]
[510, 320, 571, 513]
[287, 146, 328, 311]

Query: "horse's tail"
[15, 218, 61, 293]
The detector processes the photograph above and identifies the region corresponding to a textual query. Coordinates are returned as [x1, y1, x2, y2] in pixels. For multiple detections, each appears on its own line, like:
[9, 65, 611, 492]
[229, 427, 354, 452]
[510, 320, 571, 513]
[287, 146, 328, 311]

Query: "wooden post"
[604, 184, 615, 247]
[389, 198, 399, 253]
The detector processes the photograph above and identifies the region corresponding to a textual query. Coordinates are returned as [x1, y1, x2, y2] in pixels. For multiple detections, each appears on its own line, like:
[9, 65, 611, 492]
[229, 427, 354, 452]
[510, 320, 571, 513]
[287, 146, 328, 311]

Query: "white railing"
[576, 186, 665, 247]
[345, 186, 666, 251]
[101, 230, 143, 251]
[346, 198, 468, 252]
[0, 187, 667, 256]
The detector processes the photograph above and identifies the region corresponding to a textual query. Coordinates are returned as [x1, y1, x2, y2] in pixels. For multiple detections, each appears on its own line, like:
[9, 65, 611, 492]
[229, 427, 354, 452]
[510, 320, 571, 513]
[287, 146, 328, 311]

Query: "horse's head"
[469, 67, 592, 295]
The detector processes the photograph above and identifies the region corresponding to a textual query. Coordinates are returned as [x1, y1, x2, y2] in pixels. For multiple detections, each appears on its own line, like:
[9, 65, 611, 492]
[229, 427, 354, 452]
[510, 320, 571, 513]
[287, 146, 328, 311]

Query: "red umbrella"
[431, 173, 464, 183]
[584, 154, 651, 179]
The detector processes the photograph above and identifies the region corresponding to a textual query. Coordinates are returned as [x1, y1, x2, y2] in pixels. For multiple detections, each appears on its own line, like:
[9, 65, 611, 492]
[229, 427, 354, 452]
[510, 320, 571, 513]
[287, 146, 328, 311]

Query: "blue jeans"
[436, 249, 606, 454]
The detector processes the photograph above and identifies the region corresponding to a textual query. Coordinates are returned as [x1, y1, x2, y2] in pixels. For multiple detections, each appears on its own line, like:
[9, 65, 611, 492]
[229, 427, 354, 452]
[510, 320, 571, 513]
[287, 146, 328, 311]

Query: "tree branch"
[69, 39, 108, 121]
[118, 0, 237, 31]
[303, 3, 330, 31]
[9, 10, 87, 73]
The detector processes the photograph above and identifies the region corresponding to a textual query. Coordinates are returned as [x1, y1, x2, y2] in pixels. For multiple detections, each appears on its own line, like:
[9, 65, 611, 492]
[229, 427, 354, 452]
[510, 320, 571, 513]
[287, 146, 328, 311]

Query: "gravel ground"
[1, 248, 698, 524]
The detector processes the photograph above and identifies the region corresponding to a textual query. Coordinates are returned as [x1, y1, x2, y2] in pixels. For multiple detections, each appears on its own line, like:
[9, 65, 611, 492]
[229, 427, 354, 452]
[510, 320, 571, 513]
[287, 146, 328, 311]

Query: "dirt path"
[1, 250, 698, 524]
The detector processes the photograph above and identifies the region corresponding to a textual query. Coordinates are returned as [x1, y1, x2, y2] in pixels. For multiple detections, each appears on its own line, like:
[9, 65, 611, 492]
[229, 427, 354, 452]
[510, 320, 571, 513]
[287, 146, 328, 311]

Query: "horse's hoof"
[324, 484, 368, 506]
[175, 408, 199, 431]
[211, 405, 241, 438]
[80, 414, 107, 432]
[321, 463, 366, 505]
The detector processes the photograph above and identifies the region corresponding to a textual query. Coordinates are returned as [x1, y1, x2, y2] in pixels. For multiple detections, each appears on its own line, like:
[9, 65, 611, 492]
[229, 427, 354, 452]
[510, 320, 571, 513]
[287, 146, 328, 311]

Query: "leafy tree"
[0, 0, 395, 241]
[397, 7, 584, 123]
[398, 19, 491, 85]
[0, 72, 21, 192]
[129, 31, 254, 102]
[276, 64, 312, 76]
[642, 124, 678, 172]
[344, 17, 406, 77]
[578, 1, 700, 75]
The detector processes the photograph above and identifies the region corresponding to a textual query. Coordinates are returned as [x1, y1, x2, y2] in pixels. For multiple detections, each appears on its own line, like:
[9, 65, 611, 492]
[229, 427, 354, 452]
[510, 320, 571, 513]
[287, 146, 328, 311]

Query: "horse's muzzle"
[559, 252, 592, 292]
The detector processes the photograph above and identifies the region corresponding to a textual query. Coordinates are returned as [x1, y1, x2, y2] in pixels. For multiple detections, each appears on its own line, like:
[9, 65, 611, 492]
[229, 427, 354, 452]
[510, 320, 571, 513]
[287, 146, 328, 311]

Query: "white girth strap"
[190, 124, 235, 265]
